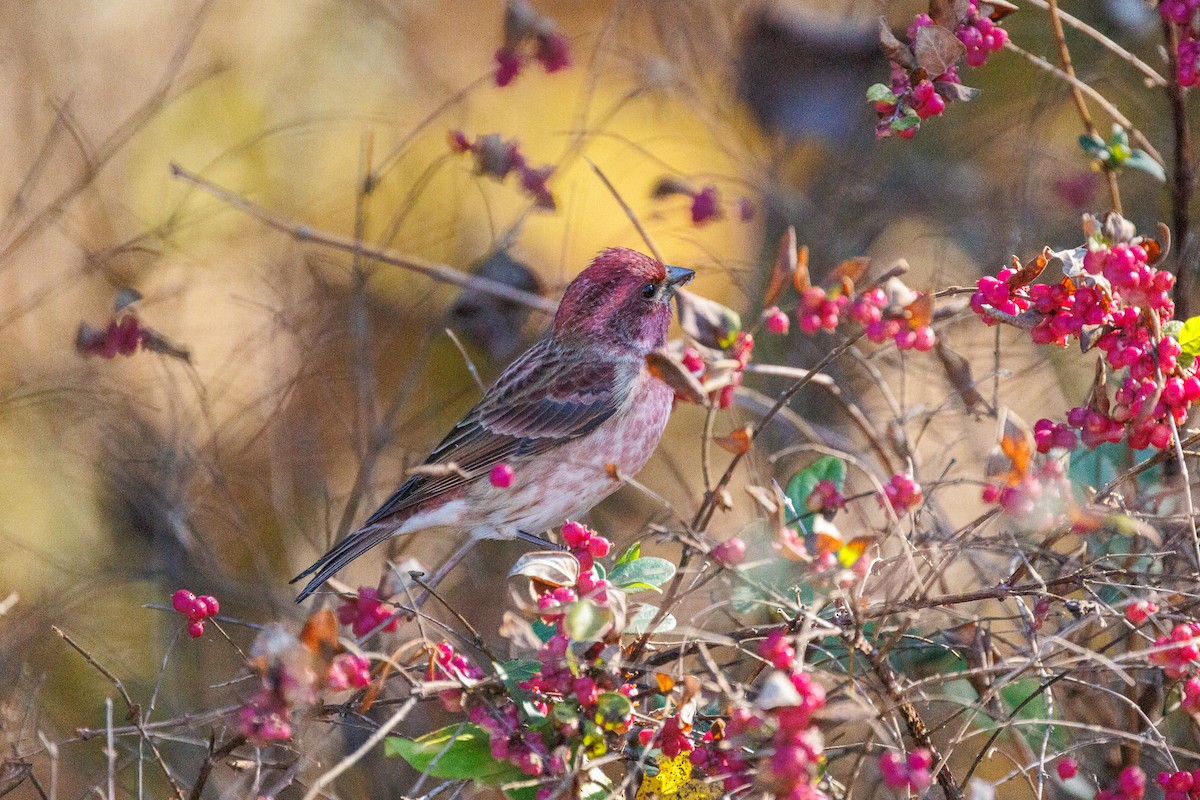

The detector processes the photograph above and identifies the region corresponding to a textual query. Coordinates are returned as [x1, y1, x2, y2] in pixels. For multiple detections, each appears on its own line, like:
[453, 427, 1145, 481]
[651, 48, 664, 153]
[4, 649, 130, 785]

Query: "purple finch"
[293, 248, 694, 601]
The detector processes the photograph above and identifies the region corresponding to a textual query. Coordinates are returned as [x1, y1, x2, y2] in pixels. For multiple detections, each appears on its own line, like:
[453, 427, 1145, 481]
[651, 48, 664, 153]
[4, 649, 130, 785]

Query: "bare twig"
[1021, 0, 1165, 87]
[1162, 19, 1196, 318]
[1045, 0, 1122, 213]
[300, 697, 418, 800]
[169, 162, 556, 314]
[1003, 39, 1165, 168]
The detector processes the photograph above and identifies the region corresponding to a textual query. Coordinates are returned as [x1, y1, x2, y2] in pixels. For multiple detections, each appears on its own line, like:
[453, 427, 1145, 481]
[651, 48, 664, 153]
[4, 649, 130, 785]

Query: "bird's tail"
[291, 523, 395, 603]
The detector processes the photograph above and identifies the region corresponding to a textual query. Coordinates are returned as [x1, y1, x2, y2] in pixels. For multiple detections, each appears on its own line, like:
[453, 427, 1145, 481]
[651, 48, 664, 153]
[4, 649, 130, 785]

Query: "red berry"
[490, 463, 515, 488]
[172, 590, 196, 614]
[764, 307, 790, 335]
[187, 621, 205, 639]
[1057, 758, 1078, 780]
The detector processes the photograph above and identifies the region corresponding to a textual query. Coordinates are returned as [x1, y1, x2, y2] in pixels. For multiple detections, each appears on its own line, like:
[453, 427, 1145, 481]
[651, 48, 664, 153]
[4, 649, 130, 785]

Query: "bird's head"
[553, 248, 694, 354]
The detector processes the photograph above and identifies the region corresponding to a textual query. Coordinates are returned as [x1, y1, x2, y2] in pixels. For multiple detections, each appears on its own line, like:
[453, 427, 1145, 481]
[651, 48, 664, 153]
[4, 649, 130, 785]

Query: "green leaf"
[565, 599, 609, 641]
[615, 541, 641, 567]
[890, 110, 920, 131]
[385, 724, 522, 782]
[866, 83, 898, 103]
[785, 456, 846, 518]
[626, 604, 677, 635]
[608, 557, 676, 591]
[1164, 319, 1184, 339]
[1078, 133, 1108, 159]
[1110, 124, 1130, 148]
[1179, 316, 1200, 357]
[1124, 149, 1166, 182]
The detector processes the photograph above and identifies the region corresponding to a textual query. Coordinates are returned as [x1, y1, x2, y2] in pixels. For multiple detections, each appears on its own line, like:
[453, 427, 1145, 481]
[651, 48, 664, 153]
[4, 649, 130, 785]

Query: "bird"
[292, 248, 695, 602]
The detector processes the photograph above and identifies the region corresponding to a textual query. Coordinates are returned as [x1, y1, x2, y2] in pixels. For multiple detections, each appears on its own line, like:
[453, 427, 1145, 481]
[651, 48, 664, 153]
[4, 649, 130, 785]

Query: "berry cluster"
[870, 3, 1008, 139]
[805, 480, 846, 515]
[686, 631, 826, 796]
[427, 524, 641, 784]
[428, 642, 485, 712]
[650, 176, 754, 227]
[1149, 621, 1200, 679]
[982, 453, 1072, 529]
[1096, 767, 1146, 800]
[1125, 599, 1159, 625]
[1158, 769, 1200, 800]
[1182, 676, 1200, 716]
[561, 520, 612, 573]
[880, 749, 933, 793]
[681, 332, 755, 410]
[172, 589, 219, 639]
[326, 653, 371, 691]
[1160, 1, 1200, 86]
[972, 216, 1193, 453]
[237, 682, 294, 743]
[337, 586, 399, 638]
[878, 473, 923, 514]
[493, 0, 570, 87]
[797, 281, 936, 352]
[711, 536, 747, 566]
[764, 306, 790, 335]
[448, 130, 556, 210]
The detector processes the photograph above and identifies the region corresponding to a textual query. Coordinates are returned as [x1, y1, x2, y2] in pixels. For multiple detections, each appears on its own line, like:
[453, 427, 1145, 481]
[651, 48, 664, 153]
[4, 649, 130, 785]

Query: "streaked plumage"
[292, 248, 694, 602]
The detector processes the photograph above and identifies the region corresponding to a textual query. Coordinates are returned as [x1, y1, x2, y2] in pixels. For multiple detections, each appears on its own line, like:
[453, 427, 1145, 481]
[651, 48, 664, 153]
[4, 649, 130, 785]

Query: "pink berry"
[712, 537, 747, 566]
[1057, 758, 1078, 780]
[172, 590, 195, 614]
[187, 620, 205, 639]
[490, 463, 515, 488]
[765, 307, 790, 335]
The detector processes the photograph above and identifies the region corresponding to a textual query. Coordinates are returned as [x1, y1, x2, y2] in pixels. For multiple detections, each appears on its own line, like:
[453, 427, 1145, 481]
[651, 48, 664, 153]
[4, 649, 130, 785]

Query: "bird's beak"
[664, 265, 695, 297]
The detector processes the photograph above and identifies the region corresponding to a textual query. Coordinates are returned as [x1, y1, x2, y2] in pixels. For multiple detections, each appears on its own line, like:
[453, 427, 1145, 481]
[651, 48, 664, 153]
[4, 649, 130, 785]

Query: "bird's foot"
[515, 529, 569, 551]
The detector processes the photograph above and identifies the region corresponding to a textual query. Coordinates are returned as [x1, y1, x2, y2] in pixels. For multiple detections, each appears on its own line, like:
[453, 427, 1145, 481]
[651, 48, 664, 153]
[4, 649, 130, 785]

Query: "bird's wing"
[363, 338, 635, 526]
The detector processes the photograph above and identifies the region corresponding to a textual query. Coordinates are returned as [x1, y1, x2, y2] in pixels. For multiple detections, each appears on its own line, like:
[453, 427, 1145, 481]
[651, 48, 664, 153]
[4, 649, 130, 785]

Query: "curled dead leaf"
[934, 341, 985, 414]
[647, 349, 709, 405]
[913, 25, 966, 78]
[714, 426, 753, 455]
[793, 244, 812, 293]
[765, 226, 798, 306]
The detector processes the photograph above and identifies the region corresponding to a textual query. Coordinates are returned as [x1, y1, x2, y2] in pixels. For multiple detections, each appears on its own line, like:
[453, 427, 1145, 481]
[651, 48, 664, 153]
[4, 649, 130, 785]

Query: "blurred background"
[0, 0, 1187, 797]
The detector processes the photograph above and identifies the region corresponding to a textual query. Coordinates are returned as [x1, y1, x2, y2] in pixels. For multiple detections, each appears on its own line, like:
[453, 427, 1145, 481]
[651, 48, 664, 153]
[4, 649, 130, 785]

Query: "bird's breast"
[469, 366, 675, 534]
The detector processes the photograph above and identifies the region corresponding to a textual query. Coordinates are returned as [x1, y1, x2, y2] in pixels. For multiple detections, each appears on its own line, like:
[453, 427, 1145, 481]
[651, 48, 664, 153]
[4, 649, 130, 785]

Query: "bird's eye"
[641, 283, 657, 299]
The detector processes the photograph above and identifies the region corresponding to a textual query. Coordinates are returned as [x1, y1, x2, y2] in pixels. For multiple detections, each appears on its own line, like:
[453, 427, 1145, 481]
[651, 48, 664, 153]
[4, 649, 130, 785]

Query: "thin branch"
[1045, 0, 1122, 213]
[169, 162, 556, 314]
[1021, 0, 1166, 87]
[1003, 39, 1165, 168]
[1163, 18, 1195, 318]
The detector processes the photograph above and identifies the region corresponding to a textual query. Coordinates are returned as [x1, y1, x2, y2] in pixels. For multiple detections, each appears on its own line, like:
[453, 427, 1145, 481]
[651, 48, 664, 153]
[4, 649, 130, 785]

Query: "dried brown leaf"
[1006, 247, 1052, 290]
[715, 426, 753, 455]
[878, 17, 916, 69]
[934, 341, 985, 413]
[647, 349, 709, 405]
[792, 244, 811, 293]
[765, 226, 797, 306]
[913, 24, 966, 78]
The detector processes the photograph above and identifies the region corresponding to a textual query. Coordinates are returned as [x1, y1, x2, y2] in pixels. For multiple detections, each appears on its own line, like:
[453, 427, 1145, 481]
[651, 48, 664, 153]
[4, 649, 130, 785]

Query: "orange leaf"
[714, 426, 753, 454]
[792, 245, 811, 293]
[655, 673, 676, 693]
[837, 537, 872, 567]
[765, 226, 797, 306]
[830, 256, 870, 286]
[814, 532, 843, 556]
[1006, 247, 1051, 291]
[905, 292, 934, 328]
[300, 610, 339, 663]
